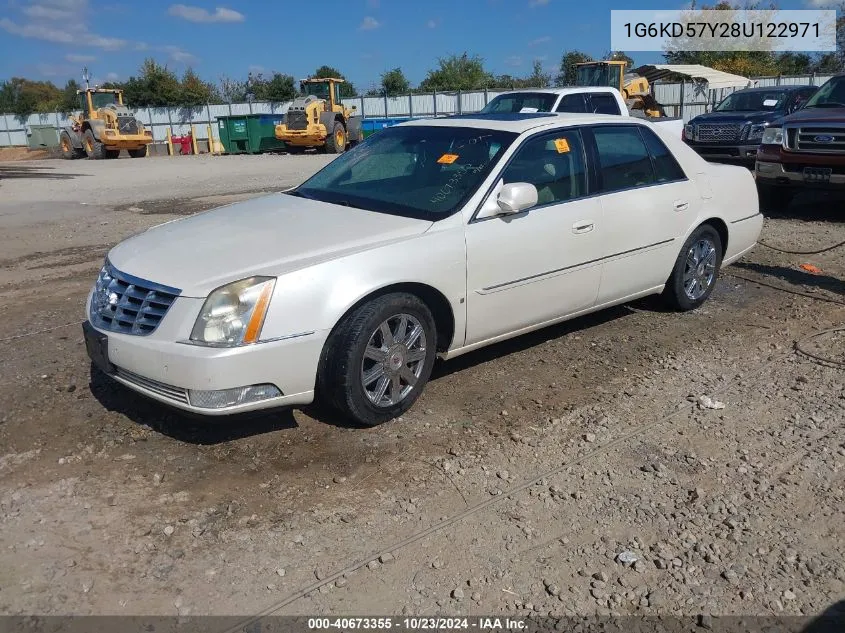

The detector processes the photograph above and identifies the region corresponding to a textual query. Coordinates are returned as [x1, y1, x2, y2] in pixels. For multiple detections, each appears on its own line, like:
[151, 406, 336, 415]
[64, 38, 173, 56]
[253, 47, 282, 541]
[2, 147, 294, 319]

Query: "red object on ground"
[171, 133, 193, 155]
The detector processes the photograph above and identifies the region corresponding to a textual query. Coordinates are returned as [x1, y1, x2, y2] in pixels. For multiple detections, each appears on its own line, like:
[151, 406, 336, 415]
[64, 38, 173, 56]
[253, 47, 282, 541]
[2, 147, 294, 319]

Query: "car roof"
[488, 86, 620, 96]
[737, 85, 814, 92]
[398, 112, 638, 133]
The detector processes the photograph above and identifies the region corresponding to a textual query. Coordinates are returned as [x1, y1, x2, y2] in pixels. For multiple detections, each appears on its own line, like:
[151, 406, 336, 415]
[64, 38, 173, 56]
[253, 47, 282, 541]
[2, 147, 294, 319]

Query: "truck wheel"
[60, 132, 76, 160]
[286, 145, 305, 154]
[128, 148, 147, 158]
[82, 129, 106, 160]
[105, 150, 120, 159]
[325, 122, 346, 154]
[757, 183, 792, 214]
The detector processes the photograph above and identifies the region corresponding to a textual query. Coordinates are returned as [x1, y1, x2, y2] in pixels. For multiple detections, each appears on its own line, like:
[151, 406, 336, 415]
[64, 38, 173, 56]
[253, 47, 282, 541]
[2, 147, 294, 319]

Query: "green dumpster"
[216, 113, 287, 154]
[28, 124, 59, 149]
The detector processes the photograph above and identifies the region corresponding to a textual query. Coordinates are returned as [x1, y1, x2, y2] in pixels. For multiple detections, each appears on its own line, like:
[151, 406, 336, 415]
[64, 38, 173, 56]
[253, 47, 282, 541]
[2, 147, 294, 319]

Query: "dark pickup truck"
[682, 85, 817, 165]
[755, 74, 845, 210]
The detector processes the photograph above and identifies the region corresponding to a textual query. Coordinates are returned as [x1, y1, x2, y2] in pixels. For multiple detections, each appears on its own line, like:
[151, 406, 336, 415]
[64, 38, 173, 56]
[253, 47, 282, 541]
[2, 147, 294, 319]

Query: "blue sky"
[0, 0, 832, 90]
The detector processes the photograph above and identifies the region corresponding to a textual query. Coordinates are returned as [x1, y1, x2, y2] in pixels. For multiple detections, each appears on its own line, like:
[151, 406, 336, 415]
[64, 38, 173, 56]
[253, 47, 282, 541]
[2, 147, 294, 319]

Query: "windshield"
[303, 82, 330, 99]
[293, 125, 517, 219]
[574, 64, 622, 90]
[803, 76, 845, 108]
[714, 90, 787, 112]
[480, 92, 558, 113]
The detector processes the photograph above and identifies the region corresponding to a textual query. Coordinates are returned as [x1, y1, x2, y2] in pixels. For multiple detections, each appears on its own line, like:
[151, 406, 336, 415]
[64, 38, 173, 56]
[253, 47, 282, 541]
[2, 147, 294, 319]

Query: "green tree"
[313, 65, 357, 97]
[178, 67, 220, 106]
[0, 77, 63, 118]
[123, 58, 181, 107]
[57, 79, 82, 114]
[219, 75, 247, 102]
[418, 53, 493, 91]
[555, 50, 593, 86]
[774, 53, 813, 75]
[607, 51, 635, 70]
[526, 59, 551, 88]
[380, 67, 411, 96]
[250, 72, 296, 102]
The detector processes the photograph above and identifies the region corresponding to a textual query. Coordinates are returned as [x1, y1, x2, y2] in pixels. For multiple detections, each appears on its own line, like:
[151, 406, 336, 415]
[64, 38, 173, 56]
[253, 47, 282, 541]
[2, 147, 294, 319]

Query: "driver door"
[464, 129, 604, 344]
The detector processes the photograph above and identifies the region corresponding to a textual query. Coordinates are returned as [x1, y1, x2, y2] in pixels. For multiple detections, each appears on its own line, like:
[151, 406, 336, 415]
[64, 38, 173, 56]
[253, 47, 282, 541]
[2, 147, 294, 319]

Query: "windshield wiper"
[804, 102, 845, 108]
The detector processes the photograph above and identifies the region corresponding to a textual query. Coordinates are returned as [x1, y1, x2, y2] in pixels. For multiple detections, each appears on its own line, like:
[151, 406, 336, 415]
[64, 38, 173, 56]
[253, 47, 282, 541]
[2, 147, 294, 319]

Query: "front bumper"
[100, 131, 153, 149]
[83, 314, 327, 416]
[274, 124, 327, 145]
[755, 160, 845, 189]
[684, 141, 761, 163]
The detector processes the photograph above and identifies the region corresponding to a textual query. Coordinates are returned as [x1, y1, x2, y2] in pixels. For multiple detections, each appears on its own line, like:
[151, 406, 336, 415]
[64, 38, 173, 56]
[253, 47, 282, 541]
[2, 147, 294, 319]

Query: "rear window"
[556, 94, 587, 113]
[589, 94, 621, 115]
[592, 125, 655, 192]
[640, 126, 686, 182]
[480, 92, 558, 114]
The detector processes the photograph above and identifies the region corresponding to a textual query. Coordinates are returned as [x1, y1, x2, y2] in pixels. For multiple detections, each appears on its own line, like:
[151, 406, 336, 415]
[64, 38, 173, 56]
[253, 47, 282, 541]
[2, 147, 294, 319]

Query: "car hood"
[690, 110, 784, 125]
[107, 193, 433, 297]
[779, 106, 845, 123]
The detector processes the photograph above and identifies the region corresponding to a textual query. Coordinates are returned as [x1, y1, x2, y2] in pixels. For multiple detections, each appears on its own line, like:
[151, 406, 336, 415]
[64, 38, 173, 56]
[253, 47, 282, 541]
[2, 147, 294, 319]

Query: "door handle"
[572, 221, 594, 234]
[674, 200, 689, 212]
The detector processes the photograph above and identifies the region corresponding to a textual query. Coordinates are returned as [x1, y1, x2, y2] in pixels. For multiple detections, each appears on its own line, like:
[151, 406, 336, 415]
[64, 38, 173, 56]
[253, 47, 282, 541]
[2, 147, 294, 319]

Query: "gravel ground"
[0, 156, 842, 624]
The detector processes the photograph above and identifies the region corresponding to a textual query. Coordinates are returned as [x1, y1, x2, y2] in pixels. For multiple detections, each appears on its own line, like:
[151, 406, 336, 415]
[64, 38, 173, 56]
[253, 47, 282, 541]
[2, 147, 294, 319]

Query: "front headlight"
[684, 123, 694, 140]
[190, 277, 276, 347]
[747, 123, 768, 141]
[761, 127, 783, 145]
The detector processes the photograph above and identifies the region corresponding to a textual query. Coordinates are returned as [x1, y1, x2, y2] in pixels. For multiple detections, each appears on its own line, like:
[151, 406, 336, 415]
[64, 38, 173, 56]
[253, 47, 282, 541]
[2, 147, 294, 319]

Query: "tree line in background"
[1, 0, 843, 119]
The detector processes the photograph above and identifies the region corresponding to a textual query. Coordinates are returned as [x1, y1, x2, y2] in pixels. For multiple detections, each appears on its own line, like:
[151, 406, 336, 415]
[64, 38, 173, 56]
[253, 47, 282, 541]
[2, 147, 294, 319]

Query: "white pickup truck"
[479, 86, 684, 137]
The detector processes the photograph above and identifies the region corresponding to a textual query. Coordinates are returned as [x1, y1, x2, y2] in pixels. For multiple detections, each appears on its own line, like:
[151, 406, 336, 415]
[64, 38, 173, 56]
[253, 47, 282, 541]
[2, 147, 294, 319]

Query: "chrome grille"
[115, 367, 189, 405]
[695, 124, 742, 143]
[117, 116, 139, 134]
[89, 262, 180, 336]
[790, 124, 845, 153]
[285, 110, 308, 130]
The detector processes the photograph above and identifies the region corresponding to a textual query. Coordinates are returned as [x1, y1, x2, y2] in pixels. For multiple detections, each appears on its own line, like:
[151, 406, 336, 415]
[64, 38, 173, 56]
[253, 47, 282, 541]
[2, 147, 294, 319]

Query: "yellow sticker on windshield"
[437, 153, 459, 164]
[553, 138, 570, 153]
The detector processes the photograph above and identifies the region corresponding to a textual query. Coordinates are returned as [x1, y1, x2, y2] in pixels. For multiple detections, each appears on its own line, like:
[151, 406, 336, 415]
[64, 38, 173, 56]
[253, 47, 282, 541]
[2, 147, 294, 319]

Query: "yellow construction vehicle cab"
[59, 88, 152, 160]
[574, 60, 665, 118]
[274, 78, 363, 153]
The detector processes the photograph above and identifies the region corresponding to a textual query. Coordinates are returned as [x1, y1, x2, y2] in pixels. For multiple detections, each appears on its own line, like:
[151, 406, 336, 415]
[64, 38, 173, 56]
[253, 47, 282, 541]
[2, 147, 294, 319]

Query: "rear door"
[585, 124, 698, 303]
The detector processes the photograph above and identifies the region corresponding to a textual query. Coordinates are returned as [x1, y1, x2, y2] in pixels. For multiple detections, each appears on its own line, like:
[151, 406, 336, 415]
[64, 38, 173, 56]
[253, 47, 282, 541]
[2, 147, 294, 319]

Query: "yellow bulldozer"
[60, 87, 152, 159]
[274, 78, 363, 153]
[574, 60, 666, 118]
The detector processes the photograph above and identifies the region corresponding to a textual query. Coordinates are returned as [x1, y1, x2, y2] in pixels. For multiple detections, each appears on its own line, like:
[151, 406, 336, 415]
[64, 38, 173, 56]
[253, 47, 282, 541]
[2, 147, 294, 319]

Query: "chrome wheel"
[683, 238, 717, 301]
[361, 313, 427, 408]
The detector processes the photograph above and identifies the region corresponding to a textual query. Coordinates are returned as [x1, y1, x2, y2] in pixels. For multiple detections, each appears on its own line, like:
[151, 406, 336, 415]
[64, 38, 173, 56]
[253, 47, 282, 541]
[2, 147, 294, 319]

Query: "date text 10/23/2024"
[307, 617, 528, 631]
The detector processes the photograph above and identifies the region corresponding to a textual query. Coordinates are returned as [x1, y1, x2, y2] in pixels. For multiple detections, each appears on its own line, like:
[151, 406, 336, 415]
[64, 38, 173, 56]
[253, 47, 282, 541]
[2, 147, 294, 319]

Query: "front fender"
[259, 214, 468, 351]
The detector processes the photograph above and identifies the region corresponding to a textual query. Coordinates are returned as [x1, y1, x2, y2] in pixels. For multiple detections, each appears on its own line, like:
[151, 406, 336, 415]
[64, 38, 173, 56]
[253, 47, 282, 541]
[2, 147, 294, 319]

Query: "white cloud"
[0, 17, 125, 49]
[106, 72, 120, 81]
[366, 0, 380, 7]
[248, 65, 265, 74]
[529, 35, 551, 46]
[161, 45, 197, 63]
[167, 4, 245, 23]
[426, 18, 439, 28]
[23, 4, 75, 20]
[805, 0, 833, 6]
[529, 0, 550, 6]
[66, 53, 96, 62]
[533, 55, 548, 62]
[505, 55, 523, 67]
[359, 16, 380, 30]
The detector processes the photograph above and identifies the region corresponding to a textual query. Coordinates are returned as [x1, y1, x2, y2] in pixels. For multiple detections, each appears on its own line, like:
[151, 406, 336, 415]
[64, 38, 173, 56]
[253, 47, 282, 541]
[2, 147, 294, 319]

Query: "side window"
[588, 93, 621, 115]
[556, 94, 586, 113]
[501, 130, 587, 206]
[592, 126, 656, 193]
[639, 126, 686, 182]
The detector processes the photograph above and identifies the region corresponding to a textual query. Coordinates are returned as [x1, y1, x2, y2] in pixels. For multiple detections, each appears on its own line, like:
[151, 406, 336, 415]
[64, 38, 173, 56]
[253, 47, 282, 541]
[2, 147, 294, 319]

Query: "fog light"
[756, 162, 777, 173]
[188, 384, 282, 409]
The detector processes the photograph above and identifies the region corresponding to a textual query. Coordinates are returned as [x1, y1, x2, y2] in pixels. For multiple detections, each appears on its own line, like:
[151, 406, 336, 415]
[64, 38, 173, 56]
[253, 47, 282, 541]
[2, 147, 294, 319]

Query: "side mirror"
[497, 182, 538, 214]
[476, 181, 538, 220]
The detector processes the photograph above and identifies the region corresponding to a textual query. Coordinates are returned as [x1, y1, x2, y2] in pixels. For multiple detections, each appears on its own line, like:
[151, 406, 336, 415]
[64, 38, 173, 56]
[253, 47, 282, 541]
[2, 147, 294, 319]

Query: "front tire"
[757, 183, 793, 214]
[128, 148, 146, 158]
[82, 129, 106, 159]
[662, 224, 723, 311]
[318, 293, 437, 426]
[325, 122, 346, 154]
[105, 149, 120, 159]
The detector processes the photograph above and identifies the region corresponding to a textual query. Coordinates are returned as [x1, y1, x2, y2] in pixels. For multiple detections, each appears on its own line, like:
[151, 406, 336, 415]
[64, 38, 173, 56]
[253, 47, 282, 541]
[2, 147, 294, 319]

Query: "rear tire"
[105, 149, 120, 159]
[662, 224, 723, 312]
[757, 183, 793, 214]
[60, 131, 76, 160]
[82, 129, 106, 160]
[317, 293, 437, 426]
[128, 148, 146, 158]
[286, 145, 305, 154]
[325, 122, 346, 154]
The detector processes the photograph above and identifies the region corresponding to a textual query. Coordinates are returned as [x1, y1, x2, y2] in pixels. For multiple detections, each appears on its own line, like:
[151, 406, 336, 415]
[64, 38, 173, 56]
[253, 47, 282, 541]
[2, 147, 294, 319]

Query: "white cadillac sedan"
[83, 112, 763, 426]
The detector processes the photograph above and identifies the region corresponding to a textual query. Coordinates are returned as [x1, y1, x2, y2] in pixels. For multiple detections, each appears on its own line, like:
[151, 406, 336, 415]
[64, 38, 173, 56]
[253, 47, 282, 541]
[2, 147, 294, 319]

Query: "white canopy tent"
[633, 64, 751, 90]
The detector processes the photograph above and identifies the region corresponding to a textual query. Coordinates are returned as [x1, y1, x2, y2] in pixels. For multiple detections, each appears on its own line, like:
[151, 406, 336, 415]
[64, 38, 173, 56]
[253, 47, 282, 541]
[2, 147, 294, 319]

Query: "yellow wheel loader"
[274, 78, 363, 154]
[59, 88, 152, 160]
[574, 60, 666, 118]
